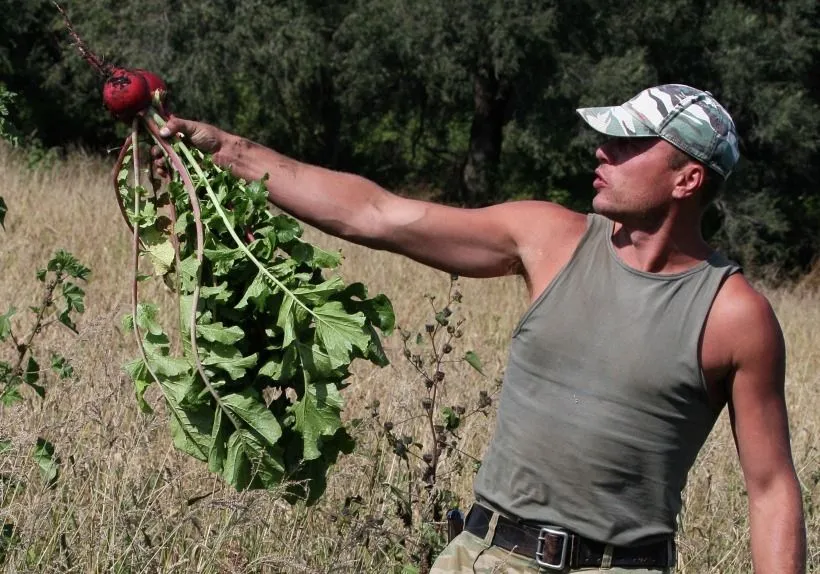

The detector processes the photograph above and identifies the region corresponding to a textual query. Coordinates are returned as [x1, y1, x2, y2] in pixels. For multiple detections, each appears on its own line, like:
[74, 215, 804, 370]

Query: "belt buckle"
[535, 526, 569, 570]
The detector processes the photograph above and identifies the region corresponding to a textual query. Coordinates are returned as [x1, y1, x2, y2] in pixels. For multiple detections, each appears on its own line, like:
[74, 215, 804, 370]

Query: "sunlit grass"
[0, 144, 816, 572]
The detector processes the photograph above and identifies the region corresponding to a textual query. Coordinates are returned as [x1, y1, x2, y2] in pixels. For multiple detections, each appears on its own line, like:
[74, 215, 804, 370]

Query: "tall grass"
[0, 144, 817, 573]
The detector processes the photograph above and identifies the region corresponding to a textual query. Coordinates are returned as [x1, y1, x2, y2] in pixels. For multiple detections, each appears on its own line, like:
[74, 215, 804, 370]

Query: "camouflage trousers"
[430, 527, 673, 574]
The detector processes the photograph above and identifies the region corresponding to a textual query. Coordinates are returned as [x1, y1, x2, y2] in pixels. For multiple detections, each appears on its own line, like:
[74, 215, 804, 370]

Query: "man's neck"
[609, 209, 712, 274]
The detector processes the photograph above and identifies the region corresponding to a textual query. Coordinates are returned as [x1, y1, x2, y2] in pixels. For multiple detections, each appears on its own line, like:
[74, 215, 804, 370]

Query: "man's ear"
[672, 163, 705, 200]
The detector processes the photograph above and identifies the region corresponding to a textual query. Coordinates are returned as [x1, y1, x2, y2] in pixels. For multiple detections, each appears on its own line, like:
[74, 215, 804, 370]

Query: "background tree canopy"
[2, 0, 818, 279]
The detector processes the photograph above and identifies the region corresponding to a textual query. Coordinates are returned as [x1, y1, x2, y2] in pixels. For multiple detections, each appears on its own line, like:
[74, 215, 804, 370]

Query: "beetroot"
[103, 70, 151, 120]
[135, 69, 170, 116]
[135, 69, 167, 100]
[56, 5, 157, 121]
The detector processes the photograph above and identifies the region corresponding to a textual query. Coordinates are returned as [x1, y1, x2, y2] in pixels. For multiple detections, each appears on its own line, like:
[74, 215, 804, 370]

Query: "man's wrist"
[220, 134, 253, 176]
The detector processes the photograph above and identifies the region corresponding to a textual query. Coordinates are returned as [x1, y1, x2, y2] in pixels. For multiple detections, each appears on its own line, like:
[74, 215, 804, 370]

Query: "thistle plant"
[366, 274, 498, 572]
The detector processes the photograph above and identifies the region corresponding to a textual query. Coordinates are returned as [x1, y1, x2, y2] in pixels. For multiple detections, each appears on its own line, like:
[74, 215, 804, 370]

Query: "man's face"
[591, 137, 681, 222]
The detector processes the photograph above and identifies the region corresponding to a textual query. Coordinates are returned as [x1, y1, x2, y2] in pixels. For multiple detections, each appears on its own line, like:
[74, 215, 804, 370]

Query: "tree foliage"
[1, 0, 817, 276]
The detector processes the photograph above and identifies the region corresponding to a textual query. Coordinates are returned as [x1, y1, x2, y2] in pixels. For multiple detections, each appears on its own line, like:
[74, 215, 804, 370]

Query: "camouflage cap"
[577, 84, 740, 179]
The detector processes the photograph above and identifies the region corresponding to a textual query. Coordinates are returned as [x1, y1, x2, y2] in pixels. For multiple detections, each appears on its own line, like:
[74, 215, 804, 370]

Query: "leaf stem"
[112, 134, 137, 237]
[128, 119, 165, 408]
[141, 115, 242, 432]
[12, 277, 59, 377]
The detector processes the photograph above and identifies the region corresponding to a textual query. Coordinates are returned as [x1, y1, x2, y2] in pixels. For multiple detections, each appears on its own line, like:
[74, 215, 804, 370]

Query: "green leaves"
[50, 354, 74, 380]
[314, 302, 369, 368]
[119, 151, 394, 502]
[223, 390, 282, 447]
[32, 438, 59, 487]
[23, 357, 44, 398]
[222, 429, 285, 490]
[47, 250, 90, 281]
[196, 323, 245, 345]
[200, 342, 258, 380]
[0, 308, 15, 342]
[0, 250, 88, 410]
[61, 282, 85, 314]
[142, 228, 176, 276]
[289, 382, 344, 460]
[463, 351, 484, 375]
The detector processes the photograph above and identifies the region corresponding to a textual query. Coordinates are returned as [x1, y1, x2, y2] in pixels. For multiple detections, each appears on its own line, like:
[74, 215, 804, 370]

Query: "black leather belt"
[464, 503, 674, 571]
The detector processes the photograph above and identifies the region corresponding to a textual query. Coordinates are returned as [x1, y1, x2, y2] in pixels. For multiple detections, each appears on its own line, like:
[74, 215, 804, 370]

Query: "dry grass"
[0, 144, 817, 573]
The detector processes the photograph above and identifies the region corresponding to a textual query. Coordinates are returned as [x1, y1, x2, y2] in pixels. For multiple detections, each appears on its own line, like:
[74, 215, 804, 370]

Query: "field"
[0, 144, 817, 573]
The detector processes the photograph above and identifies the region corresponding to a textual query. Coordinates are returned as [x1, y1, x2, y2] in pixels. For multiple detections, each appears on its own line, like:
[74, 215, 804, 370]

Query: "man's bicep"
[727, 294, 794, 491]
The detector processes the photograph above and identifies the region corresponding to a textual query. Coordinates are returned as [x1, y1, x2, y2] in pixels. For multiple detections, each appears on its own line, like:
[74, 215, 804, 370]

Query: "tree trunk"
[460, 66, 512, 206]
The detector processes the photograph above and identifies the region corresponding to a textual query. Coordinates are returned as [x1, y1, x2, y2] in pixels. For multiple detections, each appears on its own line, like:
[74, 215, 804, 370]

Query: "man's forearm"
[220, 134, 389, 244]
[749, 476, 806, 573]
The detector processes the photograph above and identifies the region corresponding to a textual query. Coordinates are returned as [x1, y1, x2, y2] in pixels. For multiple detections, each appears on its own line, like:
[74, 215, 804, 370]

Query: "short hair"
[667, 147, 724, 206]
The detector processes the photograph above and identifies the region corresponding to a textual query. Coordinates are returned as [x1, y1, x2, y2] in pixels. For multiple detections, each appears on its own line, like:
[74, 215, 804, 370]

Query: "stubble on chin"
[592, 193, 668, 228]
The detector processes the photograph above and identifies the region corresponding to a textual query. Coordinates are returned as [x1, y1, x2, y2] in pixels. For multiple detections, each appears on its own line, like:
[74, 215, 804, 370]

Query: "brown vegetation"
[1, 145, 817, 572]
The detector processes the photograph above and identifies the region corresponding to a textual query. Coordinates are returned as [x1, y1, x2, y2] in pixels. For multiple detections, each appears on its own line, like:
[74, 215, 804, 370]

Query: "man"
[155, 84, 806, 573]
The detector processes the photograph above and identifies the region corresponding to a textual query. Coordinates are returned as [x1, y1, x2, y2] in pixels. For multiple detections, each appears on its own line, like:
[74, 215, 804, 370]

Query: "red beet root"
[57, 5, 166, 120]
[135, 69, 167, 100]
[135, 69, 170, 116]
[103, 70, 151, 120]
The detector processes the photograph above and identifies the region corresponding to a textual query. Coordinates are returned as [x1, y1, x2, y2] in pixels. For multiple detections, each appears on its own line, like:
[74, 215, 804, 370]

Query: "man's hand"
[151, 116, 233, 178]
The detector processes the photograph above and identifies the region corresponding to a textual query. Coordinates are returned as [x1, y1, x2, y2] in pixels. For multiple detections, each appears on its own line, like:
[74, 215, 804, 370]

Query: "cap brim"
[576, 105, 657, 138]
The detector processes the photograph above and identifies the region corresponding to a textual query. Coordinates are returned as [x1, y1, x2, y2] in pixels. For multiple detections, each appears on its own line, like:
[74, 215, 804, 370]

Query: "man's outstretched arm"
[719, 279, 806, 573]
[157, 117, 586, 283]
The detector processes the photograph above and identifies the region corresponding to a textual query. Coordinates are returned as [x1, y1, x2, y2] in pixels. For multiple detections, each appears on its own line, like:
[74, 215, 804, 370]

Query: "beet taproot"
[103, 70, 151, 120]
[136, 69, 167, 100]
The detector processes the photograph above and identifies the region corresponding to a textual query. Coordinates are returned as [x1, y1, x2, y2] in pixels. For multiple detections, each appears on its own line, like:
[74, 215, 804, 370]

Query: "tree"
[2, 0, 818, 276]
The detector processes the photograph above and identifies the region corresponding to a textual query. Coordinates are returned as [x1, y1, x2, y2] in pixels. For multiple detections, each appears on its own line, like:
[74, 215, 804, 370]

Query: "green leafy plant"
[0, 85, 20, 149]
[0, 253, 88, 406]
[0, 84, 18, 230]
[0, 232, 88, 564]
[54, 8, 396, 503]
[116, 123, 394, 503]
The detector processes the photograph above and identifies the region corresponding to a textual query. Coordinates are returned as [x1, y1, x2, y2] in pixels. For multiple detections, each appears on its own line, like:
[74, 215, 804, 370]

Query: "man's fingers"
[149, 144, 170, 179]
[159, 116, 189, 139]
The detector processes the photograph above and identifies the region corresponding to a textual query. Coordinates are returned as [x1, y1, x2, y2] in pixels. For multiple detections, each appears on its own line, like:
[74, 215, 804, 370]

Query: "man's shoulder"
[496, 200, 589, 241]
[709, 273, 785, 365]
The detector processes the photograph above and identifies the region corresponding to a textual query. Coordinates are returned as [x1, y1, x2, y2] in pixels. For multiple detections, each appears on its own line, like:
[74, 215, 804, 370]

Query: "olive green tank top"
[473, 212, 741, 546]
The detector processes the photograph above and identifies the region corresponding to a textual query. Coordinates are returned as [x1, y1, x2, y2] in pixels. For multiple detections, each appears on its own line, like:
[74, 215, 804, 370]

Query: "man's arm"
[158, 117, 586, 283]
[717, 278, 806, 573]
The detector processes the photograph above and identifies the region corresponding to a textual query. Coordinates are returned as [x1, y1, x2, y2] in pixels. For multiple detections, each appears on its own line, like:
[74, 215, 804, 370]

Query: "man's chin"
[591, 197, 624, 220]
[593, 197, 669, 228]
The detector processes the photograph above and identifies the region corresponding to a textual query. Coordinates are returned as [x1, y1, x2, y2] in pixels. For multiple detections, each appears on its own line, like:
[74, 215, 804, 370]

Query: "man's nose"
[595, 144, 610, 164]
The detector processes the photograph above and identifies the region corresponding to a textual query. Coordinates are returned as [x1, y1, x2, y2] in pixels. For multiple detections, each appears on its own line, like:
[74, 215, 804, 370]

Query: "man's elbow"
[335, 195, 394, 250]
[747, 466, 804, 517]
